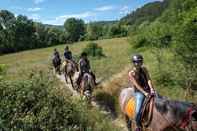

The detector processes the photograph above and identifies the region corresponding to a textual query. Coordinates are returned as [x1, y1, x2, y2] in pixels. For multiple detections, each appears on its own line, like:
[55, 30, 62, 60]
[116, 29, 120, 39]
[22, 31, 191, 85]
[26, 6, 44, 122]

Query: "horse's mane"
[155, 93, 194, 117]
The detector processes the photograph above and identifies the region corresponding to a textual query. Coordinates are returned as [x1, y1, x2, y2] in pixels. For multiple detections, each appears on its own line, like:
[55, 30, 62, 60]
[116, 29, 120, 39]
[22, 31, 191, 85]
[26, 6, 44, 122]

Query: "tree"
[86, 23, 103, 40]
[174, 11, 197, 99]
[0, 10, 16, 54]
[0, 10, 15, 29]
[14, 15, 35, 51]
[108, 24, 127, 37]
[64, 18, 85, 42]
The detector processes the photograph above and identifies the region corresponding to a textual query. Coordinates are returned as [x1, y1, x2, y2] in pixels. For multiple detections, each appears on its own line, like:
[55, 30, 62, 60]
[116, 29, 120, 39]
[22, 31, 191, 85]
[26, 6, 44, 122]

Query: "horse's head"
[154, 95, 197, 131]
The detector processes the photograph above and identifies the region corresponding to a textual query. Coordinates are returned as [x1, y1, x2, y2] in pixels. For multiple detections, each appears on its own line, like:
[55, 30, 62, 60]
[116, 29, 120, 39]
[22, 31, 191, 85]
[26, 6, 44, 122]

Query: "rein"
[179, 107, 195, 129]
[141, 95, 155, 127]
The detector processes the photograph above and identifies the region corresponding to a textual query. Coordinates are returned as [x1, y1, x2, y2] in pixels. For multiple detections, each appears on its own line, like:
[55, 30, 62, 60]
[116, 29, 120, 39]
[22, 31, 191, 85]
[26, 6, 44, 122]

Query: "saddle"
[140, 94, 155, 127]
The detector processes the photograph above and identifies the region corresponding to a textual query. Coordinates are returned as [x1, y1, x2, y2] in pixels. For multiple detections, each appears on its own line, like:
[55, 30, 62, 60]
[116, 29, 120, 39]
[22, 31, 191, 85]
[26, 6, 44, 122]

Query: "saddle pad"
[125, 97, 136, 119]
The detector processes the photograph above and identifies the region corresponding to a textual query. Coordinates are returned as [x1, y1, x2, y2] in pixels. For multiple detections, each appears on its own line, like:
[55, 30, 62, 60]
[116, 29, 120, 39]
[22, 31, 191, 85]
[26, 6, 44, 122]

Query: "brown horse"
[62, 60, 78, 88]
[119, 87, 197, 131]
[80, 72, 95, 103]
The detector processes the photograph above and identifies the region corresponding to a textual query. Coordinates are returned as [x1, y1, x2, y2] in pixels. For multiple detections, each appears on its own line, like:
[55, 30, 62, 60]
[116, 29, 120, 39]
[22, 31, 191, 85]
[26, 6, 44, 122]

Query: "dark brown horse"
[52, 56, 61, 74]
[62, 60, 78, 88]
[119, 87, 197, 131]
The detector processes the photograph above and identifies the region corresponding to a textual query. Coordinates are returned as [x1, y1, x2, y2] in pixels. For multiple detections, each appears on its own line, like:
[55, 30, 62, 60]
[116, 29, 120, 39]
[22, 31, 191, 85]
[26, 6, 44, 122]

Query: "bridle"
[159, 104, 196, 131]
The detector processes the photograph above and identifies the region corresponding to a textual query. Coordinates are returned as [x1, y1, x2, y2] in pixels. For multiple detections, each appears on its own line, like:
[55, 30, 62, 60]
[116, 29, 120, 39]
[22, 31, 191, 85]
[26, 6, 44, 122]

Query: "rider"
[53, 48, 61, 74]
[76, 52, 96, 87]
[53, 48, 61, 64]
[54, 48, 61, 59]
[128, 54, 155, 131]
[64, 46, 72, 61]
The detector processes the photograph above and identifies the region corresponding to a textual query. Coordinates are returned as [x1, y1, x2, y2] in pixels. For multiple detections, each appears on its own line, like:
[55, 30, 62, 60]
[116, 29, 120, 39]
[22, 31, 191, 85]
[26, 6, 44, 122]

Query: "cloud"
[27, 7, 42, 12]
[43, 12, 95, 25]
[34, 0, 45, 4]
[95, 5, 116, 11]
[120, 6, 130, 15]
[58, 12, 95, 19]
[10, 6, 23, 11]
[29, 14, 41, 20]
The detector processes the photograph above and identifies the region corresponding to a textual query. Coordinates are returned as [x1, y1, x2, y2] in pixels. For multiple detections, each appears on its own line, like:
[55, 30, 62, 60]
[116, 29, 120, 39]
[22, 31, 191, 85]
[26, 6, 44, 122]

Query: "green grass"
[0, 37, 130, 80]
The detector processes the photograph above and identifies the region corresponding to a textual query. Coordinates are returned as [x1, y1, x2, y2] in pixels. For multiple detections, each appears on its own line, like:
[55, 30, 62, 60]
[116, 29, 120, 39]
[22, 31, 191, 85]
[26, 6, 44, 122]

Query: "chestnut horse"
[119, 87, 197, 131]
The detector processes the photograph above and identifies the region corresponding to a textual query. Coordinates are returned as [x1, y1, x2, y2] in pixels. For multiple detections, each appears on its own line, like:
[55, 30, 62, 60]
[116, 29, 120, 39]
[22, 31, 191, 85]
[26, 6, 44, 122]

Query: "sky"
[0, 0, 162, 25]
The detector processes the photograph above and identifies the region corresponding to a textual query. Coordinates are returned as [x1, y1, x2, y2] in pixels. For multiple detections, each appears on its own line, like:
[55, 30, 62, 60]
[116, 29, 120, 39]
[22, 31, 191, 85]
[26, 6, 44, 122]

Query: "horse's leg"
[64, 73, 68, 83]
[80, 83, 84, 95]
[125, 115, 132, 131]
[58, 65, 61, 75]
[69, 75, 74, 88]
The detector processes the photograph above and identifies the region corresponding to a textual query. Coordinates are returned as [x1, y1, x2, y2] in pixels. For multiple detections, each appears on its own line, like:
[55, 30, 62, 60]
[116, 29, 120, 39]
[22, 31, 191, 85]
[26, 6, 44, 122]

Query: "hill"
[120, 0, 170, 26]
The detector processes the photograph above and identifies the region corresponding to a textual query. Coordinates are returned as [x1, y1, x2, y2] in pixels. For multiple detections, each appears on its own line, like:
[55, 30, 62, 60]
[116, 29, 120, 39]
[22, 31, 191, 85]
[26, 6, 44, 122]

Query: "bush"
[0, 69, 118, 131]
[83, 42, 104, 58]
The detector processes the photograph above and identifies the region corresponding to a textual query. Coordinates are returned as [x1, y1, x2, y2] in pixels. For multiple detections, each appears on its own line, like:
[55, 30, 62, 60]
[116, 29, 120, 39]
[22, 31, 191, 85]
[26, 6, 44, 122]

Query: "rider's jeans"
[135, 91, 145, 127]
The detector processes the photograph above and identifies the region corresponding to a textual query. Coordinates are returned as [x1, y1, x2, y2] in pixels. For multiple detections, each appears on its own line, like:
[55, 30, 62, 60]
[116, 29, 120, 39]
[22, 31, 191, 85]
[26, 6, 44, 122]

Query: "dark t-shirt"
[64, 51, 72, 60]
[79, 58, 90, 73]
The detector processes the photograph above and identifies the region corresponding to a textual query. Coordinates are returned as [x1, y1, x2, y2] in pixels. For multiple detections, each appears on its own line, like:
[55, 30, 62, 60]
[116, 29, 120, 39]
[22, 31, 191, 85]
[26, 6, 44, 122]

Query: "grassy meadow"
[0, 37, 130, 80]
[1, 37, 196, 102]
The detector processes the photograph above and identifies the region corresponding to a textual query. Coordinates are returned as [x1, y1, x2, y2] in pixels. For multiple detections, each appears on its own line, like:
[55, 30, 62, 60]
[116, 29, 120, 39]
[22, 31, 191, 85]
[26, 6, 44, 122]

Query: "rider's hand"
[144, 92, 148, 97]
[150, 89, 155, 96]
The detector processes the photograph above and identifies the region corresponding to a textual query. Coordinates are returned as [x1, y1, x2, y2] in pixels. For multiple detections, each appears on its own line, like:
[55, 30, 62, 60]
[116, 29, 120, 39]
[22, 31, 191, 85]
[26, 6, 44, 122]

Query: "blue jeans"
[135, 91, 145, 127]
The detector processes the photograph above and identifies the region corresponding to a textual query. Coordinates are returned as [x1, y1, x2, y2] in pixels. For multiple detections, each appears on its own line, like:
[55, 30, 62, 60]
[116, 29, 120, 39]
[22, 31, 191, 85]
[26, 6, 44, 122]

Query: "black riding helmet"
[81, 52, 87, 57]
[131, 54, 143, 63]
[65, 46, 69, 50]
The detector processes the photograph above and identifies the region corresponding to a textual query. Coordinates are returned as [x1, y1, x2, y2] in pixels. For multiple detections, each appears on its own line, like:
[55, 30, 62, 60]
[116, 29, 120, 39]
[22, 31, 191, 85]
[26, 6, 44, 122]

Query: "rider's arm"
[143, 67, 155, 93]
[129, 71, 148, 96]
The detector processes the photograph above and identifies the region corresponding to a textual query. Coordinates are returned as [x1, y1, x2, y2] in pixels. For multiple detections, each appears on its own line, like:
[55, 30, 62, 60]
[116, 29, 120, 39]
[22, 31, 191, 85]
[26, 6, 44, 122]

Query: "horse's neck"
[154, 96, 192, 123]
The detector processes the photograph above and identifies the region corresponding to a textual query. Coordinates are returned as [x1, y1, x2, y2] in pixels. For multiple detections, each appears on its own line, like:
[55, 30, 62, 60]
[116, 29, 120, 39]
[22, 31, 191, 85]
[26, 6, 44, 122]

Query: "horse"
[62, 60, 78, 88]
[80, 72, 95, 103]
[52, 56, 61, 75]
[119, 87, 197, 131]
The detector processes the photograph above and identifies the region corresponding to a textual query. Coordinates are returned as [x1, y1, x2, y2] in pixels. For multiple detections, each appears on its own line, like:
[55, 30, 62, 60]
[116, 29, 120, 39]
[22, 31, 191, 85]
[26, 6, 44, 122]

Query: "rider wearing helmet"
[76, 52, 96, 87]
[64, 46, 72, 61]
[128, 54, 155, 131]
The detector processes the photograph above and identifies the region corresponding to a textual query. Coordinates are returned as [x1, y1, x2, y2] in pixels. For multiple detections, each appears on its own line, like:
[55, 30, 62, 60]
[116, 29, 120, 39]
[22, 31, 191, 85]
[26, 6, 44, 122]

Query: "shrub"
[0, 69, 118, 131]
[83, 42, 104, 58]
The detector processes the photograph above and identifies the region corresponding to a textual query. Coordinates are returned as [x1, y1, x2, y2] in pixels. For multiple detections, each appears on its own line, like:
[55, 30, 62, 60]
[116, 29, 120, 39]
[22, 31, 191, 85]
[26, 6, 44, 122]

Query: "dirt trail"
[56, 67, 130, 131]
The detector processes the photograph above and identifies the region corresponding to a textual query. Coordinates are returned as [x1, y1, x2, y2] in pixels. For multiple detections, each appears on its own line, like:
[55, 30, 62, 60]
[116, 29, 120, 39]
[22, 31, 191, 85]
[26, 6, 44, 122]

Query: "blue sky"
[0, 0, 162, 25]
